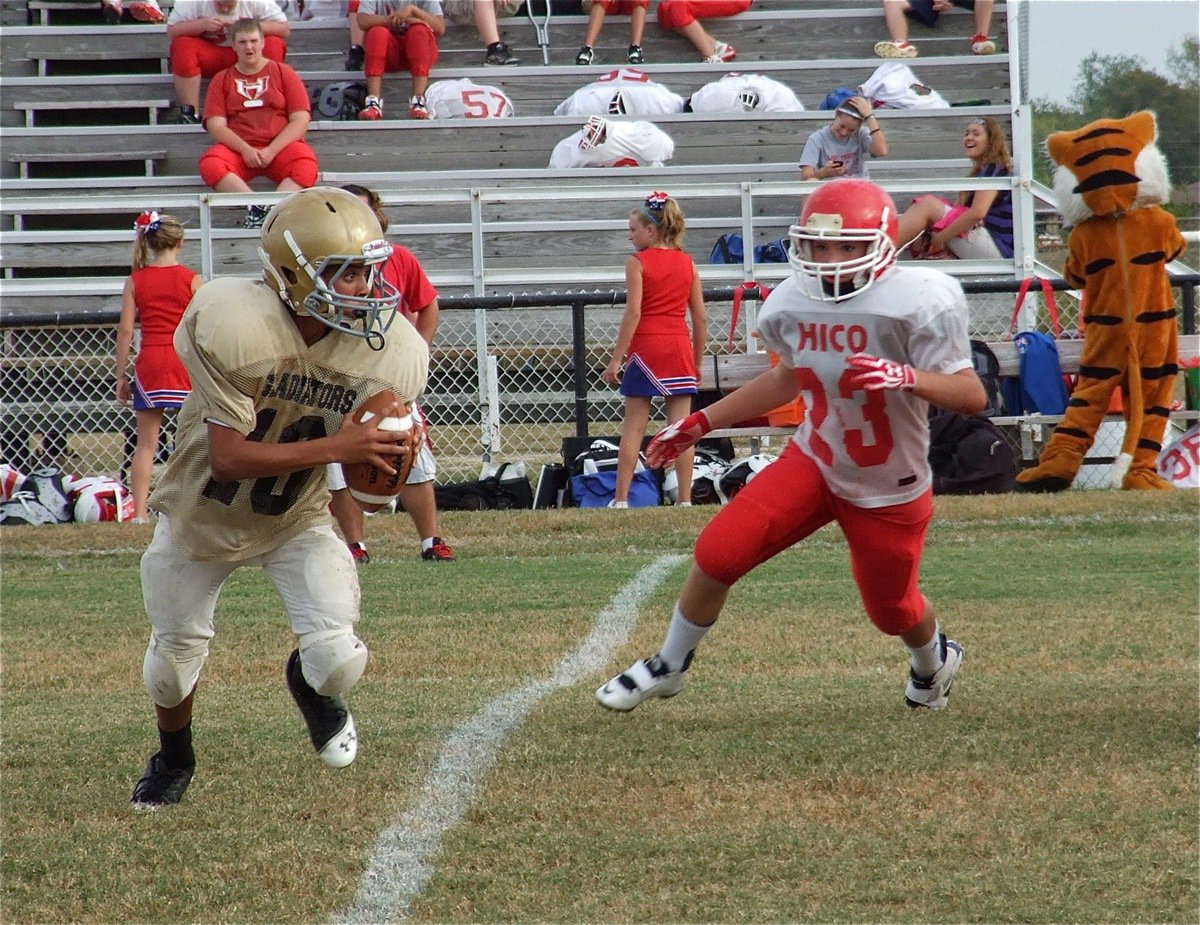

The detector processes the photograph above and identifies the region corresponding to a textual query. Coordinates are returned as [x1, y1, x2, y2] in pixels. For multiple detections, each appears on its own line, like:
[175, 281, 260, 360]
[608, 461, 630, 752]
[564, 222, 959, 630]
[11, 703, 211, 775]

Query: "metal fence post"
[570, 297, 589, 437]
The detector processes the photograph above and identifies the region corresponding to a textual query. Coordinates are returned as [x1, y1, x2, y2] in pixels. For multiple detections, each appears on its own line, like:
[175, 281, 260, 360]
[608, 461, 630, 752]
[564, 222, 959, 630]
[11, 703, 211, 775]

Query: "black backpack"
[312, 81, 367, 121]
[432, 463, 533, 511]
[970, 339, 1005, 418]
[928, 411, 1017, 495]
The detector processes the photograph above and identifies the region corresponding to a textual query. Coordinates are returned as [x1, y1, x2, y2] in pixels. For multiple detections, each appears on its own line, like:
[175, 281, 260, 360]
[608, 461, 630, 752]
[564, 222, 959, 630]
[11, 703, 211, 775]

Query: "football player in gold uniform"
[131, 187, 429, 807]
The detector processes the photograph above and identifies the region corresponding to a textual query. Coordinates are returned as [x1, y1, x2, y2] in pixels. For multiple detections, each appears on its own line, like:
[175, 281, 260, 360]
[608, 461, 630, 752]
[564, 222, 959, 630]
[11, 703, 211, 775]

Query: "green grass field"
[2, 491, 1197, 924]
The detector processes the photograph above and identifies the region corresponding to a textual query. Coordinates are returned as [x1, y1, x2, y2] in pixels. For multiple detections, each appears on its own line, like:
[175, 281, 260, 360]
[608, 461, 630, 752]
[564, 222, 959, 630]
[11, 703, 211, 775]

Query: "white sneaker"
[317, 713, 358, 768]
[596, 654, 686, 712]
[703, 40, 737, 64]
[904, 635, 963, 710]
[874, 39, 918, 59]
[970, 33, 997, 55]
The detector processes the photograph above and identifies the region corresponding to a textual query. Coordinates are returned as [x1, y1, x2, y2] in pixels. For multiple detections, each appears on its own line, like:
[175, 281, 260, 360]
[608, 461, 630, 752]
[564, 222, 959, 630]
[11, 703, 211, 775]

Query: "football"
[344, 390, 417, 506]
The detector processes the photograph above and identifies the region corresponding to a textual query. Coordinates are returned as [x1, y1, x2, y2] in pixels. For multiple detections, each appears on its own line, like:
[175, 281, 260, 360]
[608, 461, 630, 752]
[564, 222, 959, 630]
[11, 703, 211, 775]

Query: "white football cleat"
[596, 654, 687, 712]
[904, 635, 964, 710]
[286, 649, 359, 767]
[317, 713, 358, 768]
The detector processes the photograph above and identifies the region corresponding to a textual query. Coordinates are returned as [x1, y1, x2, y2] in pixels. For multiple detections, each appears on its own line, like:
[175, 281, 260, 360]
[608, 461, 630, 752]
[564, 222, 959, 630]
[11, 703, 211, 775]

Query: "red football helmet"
[787, 178, 899, 301]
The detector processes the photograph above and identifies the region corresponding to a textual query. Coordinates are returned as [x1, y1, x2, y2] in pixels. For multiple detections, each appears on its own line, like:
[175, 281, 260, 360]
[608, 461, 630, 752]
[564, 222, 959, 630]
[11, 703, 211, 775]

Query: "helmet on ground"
[71, 476, 135, 522]
[663, 449, 730, 504]
[258, 187, 402, 346]
[735, 87, 761, 111]
[580, 115, 608, 150]
[718, 453, 776, 502]
[787, 178, 899, 302]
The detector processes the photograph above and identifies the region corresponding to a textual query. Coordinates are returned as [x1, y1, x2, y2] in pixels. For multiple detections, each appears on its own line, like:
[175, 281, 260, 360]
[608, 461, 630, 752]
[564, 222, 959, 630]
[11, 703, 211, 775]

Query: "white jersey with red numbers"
[756, 265, 973, 508]
[548, 120, 675, 168]
[859, 62, 950, 111]
[687, 73, 805, 114]
[425, 78, 514, 119]
[554, 69, 685, 117]
[149, 277, 429, 561]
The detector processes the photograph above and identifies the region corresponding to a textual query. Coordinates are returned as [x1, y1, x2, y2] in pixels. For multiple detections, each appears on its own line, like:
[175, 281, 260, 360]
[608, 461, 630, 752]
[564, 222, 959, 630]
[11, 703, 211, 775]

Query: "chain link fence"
[5, 279, 1195, 488]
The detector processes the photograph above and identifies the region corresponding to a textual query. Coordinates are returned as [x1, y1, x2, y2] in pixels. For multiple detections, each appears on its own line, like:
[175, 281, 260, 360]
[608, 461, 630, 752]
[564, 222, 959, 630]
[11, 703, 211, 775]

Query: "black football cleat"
[285, 649, 358, 768]
[131, 751, 194, 808]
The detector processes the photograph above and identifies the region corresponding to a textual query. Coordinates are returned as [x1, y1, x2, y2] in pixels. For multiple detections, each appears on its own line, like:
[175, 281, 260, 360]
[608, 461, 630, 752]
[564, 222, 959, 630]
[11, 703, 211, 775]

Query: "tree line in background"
[1032, 36, 1199, 221]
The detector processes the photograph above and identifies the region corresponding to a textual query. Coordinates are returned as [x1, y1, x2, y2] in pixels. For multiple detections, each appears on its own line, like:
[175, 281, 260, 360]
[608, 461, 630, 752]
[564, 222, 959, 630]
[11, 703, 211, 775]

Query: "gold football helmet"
[259, 187, 401, 346]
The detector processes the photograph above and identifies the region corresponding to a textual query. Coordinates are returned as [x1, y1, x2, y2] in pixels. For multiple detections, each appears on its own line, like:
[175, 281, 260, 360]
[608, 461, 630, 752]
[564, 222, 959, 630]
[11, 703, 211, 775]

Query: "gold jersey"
[150, 277, 429, 560]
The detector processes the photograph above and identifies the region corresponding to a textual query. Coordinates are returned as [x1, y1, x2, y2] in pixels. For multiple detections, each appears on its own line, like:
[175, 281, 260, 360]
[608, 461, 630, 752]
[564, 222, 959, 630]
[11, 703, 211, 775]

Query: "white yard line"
[336, 553, 686, 925]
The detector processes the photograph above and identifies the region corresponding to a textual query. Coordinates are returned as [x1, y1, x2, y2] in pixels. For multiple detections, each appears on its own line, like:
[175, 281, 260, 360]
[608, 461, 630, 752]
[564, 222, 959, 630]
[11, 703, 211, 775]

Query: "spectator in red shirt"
[198, 18, 318, 227]
[166, 0, 290, 124]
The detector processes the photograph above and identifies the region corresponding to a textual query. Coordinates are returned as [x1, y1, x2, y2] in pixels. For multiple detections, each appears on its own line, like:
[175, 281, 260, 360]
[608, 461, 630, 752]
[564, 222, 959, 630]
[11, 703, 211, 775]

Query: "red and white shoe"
[970, 33, 996, 55]
[129, 0, 165, 23]
[704, 40, 737, 64]
[409, 95, 430, 120]
[358, 96, 384, 120]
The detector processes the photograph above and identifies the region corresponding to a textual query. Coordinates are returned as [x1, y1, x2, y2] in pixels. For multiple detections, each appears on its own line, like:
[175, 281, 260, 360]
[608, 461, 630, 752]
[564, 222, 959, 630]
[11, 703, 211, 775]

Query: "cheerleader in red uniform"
[115, 211, 204, 522]
[603, 191, 708, 506]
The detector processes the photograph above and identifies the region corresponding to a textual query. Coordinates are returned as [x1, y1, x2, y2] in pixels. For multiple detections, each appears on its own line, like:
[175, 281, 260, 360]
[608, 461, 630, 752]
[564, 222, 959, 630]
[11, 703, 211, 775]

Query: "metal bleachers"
[0, 0, 1025, 311]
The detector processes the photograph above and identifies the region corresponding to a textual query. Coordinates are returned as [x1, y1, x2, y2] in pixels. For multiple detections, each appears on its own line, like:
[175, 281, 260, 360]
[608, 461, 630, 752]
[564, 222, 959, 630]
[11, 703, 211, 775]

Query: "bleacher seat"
[0, 0, 1021, 312]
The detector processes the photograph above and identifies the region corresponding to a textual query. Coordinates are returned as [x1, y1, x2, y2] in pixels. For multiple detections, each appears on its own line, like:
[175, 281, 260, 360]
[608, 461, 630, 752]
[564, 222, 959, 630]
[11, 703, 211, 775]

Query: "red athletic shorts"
[169, 35, 288, 78]
[199, 141, 319, 188]
[657, 0, 751, 30]
[362, 23, 439, 78]
[693, 440, 933, 635]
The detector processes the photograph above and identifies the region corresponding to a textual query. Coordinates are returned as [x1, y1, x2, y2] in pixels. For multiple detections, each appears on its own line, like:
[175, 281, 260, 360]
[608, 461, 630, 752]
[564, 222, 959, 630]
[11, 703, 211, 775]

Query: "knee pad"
[143, 638, 206, 708]
[298, 628, 368, 696]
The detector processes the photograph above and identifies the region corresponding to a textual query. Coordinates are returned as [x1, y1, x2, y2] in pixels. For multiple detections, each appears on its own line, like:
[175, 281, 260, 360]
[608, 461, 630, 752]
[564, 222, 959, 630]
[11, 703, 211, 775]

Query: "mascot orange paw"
[1122, 467, 1173, 491]
[1015, 445, 1083, 493]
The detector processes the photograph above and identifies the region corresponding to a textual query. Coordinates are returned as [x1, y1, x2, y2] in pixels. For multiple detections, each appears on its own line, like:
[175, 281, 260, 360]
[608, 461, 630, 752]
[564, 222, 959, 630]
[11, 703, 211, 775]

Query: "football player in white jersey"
[685, 72, 805, 114]
[548, 115, 675, 168]
[597, 178, 986, 715]
[554, 68, 685, 117]
[424, 77, 514, 119]
[130, 187, 429, 807]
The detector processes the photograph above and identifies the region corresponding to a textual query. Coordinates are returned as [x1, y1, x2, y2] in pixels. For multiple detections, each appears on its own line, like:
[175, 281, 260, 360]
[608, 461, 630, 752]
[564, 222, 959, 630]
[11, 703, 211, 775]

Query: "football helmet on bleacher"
[258, 187, 402, 346]
[787, 179, 899, 302]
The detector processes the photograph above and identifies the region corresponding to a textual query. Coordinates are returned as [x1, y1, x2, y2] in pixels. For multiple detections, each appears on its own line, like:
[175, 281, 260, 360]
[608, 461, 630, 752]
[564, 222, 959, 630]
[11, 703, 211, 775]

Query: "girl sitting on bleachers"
[896, 115, 1013, 260]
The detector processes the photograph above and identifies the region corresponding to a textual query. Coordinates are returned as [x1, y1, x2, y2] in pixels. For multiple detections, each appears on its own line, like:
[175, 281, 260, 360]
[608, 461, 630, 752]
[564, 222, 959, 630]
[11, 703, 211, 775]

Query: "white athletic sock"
[421, 536, 434, 551]
[659, 603, 710, 672]
[908, 624, 944, 677]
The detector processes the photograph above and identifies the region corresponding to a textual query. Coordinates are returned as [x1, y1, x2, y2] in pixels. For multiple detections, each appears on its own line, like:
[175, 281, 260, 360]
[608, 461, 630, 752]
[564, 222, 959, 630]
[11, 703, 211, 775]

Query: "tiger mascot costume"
[1016, 111, 1187, 492]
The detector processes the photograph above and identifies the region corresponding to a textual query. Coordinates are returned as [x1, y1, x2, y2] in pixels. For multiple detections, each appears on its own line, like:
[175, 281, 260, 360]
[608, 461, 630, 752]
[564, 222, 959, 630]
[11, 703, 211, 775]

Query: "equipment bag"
[928, 411, 1018, 495]
[709, 232, 744, 265]
[312, 81, 367, 120]
[570, 468, 661, 508]
[567, 438, 661, 507]
[710, 234, 787, 265]
[433, 462, 533, 511]
[1000, 277, 1072, 416]
[969, 338, 1005, 417]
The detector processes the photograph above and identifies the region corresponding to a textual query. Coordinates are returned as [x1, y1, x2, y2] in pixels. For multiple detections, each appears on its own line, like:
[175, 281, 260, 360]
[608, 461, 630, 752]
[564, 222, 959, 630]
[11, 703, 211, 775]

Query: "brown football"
[344, 390, 416, 506]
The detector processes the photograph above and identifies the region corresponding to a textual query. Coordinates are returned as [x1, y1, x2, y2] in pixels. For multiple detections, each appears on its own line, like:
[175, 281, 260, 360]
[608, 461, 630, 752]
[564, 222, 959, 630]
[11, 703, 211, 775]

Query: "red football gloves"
[845, 353, 917, 392]
[645, 410, 713, 468]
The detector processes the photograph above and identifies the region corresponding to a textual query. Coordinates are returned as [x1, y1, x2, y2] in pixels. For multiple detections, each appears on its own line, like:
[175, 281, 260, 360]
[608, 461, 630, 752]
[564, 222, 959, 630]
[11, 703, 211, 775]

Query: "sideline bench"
[702, 335, 1200, 388]
[700, 336, 1200, 455]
